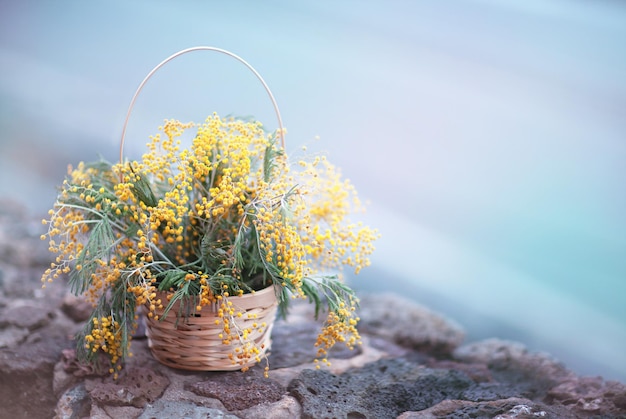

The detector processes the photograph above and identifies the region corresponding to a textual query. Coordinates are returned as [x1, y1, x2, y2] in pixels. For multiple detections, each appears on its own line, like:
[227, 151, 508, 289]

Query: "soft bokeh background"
[1, 1, 624, 380]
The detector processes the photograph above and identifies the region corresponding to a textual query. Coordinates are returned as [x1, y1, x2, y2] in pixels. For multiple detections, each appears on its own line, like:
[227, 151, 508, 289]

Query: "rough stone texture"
[97, 404, 143, 419]
[547, 375, 626, 418]
[397, 397, 577, 419]
[85, 367, 170, 407]
[60, 293, 93, 323]
[187, 369, 285, 411]
[454, 338, 574, 399]
[0, 302, 55, 330]
[0, 314, 74, 419]
[358, 292, 465, 357]
[289, 358, 475, 419]
[137, 400, 239, 419]
[235, 395, 302, 419]
[0, 325, 29, 348]
[425, 359, 493, 383]
[1, 199, 625, 419]
[269, 315, 362, 369]
[55, 383, 91, 419]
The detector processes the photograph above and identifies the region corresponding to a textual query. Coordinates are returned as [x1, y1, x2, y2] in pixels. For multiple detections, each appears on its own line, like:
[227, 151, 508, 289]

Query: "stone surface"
[358, 292, 465, 357]
[269, 318, 362, 369]
[0, 325, 29, 348]
[547, 375, 626, 418]
[0, 202, 625, 419]
[60, 293, 93, 323]
[187, 369, 285, 411]
[397, 397, 577, 419]
[0, 326, 74, 419]
[55, 383, 91, 419]
[454, 338, 574, 400]
[137, 400, 239, 419]
[235, 395, 302, 419]
[99, 405, 143, 419]
[85, 367, 170, 408]
[288, 358, 475, 419]
[0, 301, 55, 329]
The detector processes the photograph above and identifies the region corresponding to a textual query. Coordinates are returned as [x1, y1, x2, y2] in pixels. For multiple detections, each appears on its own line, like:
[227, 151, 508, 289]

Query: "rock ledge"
[0, 201, 624, 419]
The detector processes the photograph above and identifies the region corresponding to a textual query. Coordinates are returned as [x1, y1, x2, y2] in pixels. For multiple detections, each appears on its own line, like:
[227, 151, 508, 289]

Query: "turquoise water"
[1, 1, 624, 380]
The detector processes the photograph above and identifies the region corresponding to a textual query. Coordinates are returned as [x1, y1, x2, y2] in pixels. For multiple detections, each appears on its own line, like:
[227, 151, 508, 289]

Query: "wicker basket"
[121, 47, 285, 371]
[145, 285, 278, 371]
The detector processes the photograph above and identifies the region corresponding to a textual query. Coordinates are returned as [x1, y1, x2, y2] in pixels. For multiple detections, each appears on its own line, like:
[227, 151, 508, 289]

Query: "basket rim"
[153, 283, 279, 317]
[145, 283, 278, 371]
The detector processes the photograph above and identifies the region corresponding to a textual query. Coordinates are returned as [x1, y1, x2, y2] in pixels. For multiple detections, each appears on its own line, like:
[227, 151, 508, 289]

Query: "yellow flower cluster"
[84, 316, 129, 379]
[212, 296, 271, 376]
[314, 299, 362, 368]
[41, 113, 379, 375]
[294, 155, 378, 274]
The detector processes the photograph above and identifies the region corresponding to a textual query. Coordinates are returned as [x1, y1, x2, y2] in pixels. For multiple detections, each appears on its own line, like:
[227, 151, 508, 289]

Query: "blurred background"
[1, 1, 624, 380]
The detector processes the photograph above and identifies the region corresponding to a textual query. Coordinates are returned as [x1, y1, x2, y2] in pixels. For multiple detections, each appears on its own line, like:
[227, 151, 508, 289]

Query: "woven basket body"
[122, 47, 284, 372]
[145, 285, 278, 371]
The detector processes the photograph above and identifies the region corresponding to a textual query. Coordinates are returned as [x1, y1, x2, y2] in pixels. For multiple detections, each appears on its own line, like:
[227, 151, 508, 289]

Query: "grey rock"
[0, 302, 55, 330]
[53, 358, 79, 398]
[137, 400, 238, 419]
[236, 395, 302, 419]
[267, 320, 322, 368]
[547, 375, 626, 418]
[54, 383, 91, 419]
[85, 367, 170, 408]
[269, 319, 362, 369]
[99, 405, 143, 419]
[0, 325, 29, 348]
[454, 338, 573, 399]
[60, 294, 93, 323]
[288, 358, 474, 419]
[0, 326, 73, 419]
[425, 359, 493, 383]
[187, 369, 285, 411]
[358, 293, 465, 357]
[1, 210, 625, 419]
[397, 397, 577, 419]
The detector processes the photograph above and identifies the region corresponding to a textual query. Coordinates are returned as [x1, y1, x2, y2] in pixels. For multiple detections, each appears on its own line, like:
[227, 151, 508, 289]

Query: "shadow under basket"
[145, 285, 278, 371]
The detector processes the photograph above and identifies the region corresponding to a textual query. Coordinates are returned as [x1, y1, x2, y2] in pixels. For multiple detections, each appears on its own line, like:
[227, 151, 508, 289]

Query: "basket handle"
[118, 46, 285, 171]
